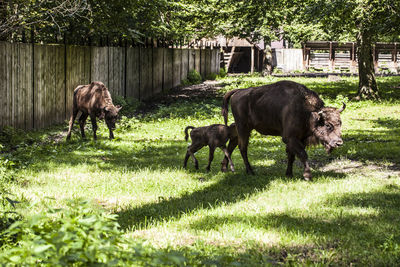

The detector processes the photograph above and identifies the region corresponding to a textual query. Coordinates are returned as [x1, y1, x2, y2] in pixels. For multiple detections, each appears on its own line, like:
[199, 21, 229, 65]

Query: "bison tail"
[221, 89, 239, 125]
[184, 126, 195, 141]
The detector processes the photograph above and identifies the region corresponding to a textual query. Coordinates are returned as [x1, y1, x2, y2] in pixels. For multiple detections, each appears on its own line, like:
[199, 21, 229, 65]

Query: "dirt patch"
[318, 158, 400, 178]
[135, 80, 226, 115]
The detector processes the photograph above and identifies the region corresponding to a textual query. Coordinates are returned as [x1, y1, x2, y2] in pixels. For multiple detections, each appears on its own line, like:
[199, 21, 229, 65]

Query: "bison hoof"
[303, 172, 312, 181]
[230, 167, 235, 172]
[221, 167, 228, 172]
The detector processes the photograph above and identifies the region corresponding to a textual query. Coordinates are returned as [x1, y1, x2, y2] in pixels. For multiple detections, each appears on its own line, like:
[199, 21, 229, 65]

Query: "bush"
[0, 200, 189, 266]
[205, 72, 217, 80]
[218, 67, 227, 78]
[182, 70, 203, 86]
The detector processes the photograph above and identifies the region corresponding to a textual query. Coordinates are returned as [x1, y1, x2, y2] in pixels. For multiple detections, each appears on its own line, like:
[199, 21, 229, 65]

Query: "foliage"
[0, 200, 190, 266]
[182, 69, 203, 86]
[218, 67, 227, 78]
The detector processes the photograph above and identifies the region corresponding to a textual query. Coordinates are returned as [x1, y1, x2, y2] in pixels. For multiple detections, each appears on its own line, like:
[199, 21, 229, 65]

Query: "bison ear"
[312, 111, 325, 126]
[338, 102, 346, 113]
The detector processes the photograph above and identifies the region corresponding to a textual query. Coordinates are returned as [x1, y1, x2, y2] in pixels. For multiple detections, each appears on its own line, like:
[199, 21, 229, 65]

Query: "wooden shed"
[218, 37, 264, 73]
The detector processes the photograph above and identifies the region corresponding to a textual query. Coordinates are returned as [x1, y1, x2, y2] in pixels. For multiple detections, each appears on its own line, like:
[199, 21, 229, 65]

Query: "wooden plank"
[194, 49, 201, 75]
[55, 45, 65, 124]
[152, 48, 163, 95]
[181, 49, 189, 80]
[140, 47, 153, 99]
[45, 45, 53, 127]
[5, 42, 11, 127]
[200, 48, 206, 78]
[108, 47, 125, 96]
[65, 45, 75, 120]
[91, 46, 109, 85]
[24, 43, 33, 130]
[188, 49, 195, 72]
[0, 42, 4, 129]
[15, 43, 22, 128]
[126, 47, 140, 99]
[216, 49, 221, 74]
[163, 48, 173, 92]
[11, 42, 17, 128]
[172, 49, 181, 87]
[33, 44, 42, 129]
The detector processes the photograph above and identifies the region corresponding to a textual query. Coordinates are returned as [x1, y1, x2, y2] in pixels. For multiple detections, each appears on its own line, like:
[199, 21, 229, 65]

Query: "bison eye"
[326, 123, 333, 131]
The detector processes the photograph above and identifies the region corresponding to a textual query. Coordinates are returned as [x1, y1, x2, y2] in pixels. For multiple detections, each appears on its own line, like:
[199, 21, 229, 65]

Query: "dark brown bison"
[184, 123, 237, 172]
[221, 80, 345, 180]
[66, 81, 121, 141]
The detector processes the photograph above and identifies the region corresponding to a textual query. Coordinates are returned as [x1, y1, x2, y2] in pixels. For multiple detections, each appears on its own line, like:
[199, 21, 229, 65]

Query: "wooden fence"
[0, 42, 220, 130]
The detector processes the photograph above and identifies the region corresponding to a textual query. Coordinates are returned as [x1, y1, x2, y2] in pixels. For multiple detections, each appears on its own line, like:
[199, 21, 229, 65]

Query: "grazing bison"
[221, 80, 345, 180]
[184, 123, 237, 172]
[66, 81, 121, 141]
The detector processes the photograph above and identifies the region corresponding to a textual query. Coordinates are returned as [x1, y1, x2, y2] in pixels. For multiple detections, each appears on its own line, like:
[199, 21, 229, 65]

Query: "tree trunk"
[262, 37, 272, 76]
[356, 30, 379, 100]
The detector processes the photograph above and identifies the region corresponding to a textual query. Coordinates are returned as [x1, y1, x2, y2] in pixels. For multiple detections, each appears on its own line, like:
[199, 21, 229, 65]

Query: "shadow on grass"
[115, 168, 346, 231]
[186, 184, 400, 264]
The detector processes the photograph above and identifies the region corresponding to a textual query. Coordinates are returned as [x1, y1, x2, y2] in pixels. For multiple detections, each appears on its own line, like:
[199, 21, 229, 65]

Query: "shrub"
[205, 72, 217, 80]
[218, 67, 227, 78]
[182, 70, 203, 86]
[0, 200, 189, 266]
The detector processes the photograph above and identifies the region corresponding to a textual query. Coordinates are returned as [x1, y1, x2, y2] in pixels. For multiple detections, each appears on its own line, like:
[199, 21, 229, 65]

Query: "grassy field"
[1, 75, 400, 265]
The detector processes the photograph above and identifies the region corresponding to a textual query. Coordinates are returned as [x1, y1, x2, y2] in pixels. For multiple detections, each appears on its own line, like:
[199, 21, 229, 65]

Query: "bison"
[66, 81, 121, 141]
[184, 123, 237, 172]
[221, 80, 345, 180]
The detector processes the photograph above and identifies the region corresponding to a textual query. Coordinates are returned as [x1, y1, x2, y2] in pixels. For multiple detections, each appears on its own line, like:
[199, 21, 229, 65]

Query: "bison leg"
[78, 113, 88, 139]
[221, 136, 238, 172]
[286, 138, 312, 181]
[237, 131, 254, 175]
[185, 143, 203, 170]
[206, 146, 216, 172]
[90, 114, 98, 140]
[66, 109, 78, 141]
[221, 146, 235, 172]
[109, 129, 114, 140]
[285, 151, 295, 177]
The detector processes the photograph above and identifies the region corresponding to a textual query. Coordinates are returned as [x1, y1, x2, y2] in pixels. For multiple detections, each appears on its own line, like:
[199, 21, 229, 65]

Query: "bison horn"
[338, 102, 346, 113]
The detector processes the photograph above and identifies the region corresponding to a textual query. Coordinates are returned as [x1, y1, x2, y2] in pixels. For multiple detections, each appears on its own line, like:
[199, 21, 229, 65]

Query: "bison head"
[311, 103, 345, 153]
[104, 105, 122, 130]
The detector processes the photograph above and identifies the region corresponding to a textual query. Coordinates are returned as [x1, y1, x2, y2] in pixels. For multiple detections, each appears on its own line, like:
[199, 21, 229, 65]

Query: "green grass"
[2, 75, 400, 265]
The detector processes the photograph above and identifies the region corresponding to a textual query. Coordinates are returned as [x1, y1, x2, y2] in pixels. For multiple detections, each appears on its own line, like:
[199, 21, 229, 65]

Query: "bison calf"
[184, 124, 237, 172]
[66, 81, 121, 141]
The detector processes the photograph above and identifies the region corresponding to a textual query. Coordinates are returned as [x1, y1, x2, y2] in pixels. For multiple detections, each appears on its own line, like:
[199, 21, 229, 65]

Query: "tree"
[199, 0, 400, 99]
[294, 0, 400, 100]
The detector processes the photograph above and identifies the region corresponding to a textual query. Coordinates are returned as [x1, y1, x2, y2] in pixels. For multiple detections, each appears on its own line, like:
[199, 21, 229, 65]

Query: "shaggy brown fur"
[183, 123, 237, 172]
[221, 80, 345, 180]
[66, 81, 121, 141]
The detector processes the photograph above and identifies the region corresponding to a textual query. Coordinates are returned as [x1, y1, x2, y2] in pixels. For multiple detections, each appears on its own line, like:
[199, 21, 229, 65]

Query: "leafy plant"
[0, 200, 189, 266]
[182, 69, 203, 86]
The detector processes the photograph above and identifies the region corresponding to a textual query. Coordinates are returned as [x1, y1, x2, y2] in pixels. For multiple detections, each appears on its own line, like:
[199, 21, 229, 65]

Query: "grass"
[1, 75, 400, 265]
